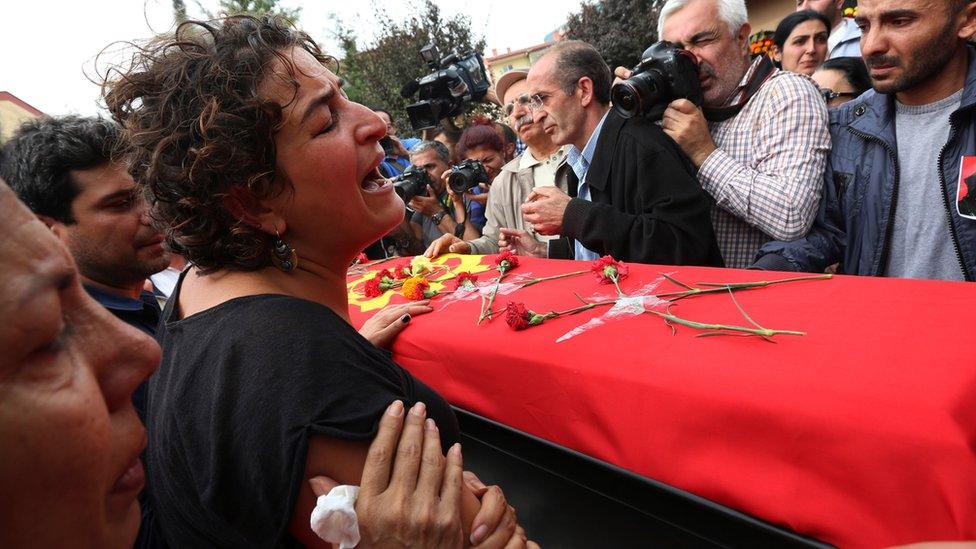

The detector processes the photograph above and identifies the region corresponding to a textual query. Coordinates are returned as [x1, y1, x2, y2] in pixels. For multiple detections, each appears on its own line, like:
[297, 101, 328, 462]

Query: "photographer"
[618, 0, 830, 268]
[399, 141, 482, 250]
[442, 121, 507, 228]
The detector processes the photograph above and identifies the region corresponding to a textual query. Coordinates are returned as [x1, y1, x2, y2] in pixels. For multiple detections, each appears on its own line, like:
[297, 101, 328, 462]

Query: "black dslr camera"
[447, 159, 489, 195]
[393, 164, 433, 203]
[611, 41, 704, 121]
[401, 43, 490, 131]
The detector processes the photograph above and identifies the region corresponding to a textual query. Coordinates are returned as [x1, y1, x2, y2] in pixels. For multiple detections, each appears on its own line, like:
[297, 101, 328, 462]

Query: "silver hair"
[658, 0, 748, 39]
[409, 140, 451, 165]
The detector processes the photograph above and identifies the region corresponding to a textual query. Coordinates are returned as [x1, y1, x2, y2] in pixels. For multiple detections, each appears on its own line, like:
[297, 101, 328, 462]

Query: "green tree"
[564, 0, 664, 71]
[175, 0, 301, 22]
[334, 0, 495, 135]
[173, 0, 188, 23]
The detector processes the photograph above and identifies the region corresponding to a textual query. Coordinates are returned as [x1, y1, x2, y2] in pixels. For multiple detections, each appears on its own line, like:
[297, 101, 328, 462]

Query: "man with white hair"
[628, 0, 831, 267]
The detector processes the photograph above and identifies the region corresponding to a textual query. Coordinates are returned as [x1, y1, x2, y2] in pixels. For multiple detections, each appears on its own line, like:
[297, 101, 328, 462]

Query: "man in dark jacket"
[755, 0, 976, 281]
[503, 39, 722, 266]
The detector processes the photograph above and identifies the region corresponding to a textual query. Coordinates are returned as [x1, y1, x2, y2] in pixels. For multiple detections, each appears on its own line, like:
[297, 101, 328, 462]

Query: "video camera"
[401, 43, 490, 131]
[611, 41, 703, 121]
[392, 164, 433, 203]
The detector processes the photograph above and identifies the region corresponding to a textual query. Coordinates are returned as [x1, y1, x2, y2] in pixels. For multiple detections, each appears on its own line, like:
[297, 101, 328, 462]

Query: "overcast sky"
[1, 0, 581, 116]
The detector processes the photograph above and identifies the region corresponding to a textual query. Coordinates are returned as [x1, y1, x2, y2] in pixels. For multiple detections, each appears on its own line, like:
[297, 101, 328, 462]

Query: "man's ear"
[222, 186, 287, 237]
[957, 1, 976, 42]
[36, 214, 58, 231]
[37, 214, 72, 245]
[737, 22, 753, 56]
[577, 76, 595, 108]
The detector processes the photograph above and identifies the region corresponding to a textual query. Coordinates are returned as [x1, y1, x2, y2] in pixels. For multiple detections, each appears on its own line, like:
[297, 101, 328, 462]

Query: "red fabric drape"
[349, 256, 976, 547]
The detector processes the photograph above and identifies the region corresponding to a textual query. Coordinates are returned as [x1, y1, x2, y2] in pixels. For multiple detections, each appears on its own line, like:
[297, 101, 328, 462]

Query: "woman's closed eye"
[315, 112, 340, 137]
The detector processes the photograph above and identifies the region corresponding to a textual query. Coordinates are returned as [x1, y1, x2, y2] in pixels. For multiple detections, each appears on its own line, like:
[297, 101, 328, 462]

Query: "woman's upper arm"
[288, 435, 371, 548]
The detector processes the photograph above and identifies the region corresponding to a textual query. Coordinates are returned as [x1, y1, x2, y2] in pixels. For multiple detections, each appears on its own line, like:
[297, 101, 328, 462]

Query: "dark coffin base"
[456, 408, 833, 548]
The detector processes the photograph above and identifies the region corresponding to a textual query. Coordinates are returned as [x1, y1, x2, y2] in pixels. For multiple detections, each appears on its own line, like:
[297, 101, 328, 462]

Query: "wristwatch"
[431, 211, 447, 224]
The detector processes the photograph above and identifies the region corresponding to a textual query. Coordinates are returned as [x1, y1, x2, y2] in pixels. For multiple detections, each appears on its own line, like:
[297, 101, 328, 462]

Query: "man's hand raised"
[521, 186, 571, 236]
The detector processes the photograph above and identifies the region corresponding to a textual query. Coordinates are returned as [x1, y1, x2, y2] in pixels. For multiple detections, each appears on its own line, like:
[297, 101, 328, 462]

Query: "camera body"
[393, 164, 434, 203]
[402, 44, 490, 131]
[448, 159, 489, 195]
[611, 41, 704, 121]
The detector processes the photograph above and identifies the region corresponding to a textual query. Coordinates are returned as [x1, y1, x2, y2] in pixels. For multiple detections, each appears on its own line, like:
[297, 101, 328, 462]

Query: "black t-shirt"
[146, 279, 460, 547]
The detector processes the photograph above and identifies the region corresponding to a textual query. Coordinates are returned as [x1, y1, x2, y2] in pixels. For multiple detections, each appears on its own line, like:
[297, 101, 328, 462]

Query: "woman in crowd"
[103, 15, 528, 548]
[0, 179, 481, 548]
[812, 56, 872, 108]
[449, 120, 509, 229]
[770, 10, 831, 76]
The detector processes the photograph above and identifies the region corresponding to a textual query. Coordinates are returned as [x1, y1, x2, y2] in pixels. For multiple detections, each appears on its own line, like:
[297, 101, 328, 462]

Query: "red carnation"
[505, 301, 532, 330]
[377, 269, 395, 283]
[591, 255, 628, 284]
[364, 277, 384, 298]
[505, 301, 553, 330]
[453, 272, 479, 291]
[355, 252, 369, 264]
[493, 250, 519, 272]
[393, 262, 412, 279]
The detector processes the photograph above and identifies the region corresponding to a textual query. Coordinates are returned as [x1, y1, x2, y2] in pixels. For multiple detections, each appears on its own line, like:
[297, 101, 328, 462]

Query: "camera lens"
[448, 171, 471, 195]
[612, 72, 662, 119]
[611, 81, 642, 118]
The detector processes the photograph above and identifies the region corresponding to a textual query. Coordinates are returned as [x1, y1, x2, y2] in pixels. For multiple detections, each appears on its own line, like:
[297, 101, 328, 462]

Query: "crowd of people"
[1, 0, 975, 546]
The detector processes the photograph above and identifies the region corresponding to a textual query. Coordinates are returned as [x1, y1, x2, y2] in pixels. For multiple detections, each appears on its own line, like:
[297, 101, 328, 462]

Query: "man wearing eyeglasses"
[755, 0, 976, 282]
[504, 40, 722, 265]
[619, 0, 830, 268]
[423, 69, 577, 257]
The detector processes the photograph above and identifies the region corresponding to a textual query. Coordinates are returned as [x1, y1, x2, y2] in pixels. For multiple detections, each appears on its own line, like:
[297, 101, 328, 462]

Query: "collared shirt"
[567, 111, 609, 261]
[84, 283, 162, 423]
[699, 56, 830, 268]
[827, 17, 862, 59]
[518, 146, 562, 189]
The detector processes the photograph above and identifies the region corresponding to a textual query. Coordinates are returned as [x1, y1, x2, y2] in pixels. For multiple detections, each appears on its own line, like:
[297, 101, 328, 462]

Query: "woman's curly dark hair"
[102, 14, 335, 272]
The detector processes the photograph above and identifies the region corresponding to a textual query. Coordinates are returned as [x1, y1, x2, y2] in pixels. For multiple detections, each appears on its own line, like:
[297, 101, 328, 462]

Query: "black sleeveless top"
[145, 275, 460, 547]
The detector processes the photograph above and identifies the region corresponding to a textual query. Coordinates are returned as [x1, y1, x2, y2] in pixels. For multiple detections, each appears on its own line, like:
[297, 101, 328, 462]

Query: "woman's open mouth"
[360, 167, 392, 193]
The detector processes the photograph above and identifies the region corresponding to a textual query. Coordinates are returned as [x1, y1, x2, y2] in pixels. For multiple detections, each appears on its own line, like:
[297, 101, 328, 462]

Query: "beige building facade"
[0, 91, 43, 145]
[748, 0, 795, 33]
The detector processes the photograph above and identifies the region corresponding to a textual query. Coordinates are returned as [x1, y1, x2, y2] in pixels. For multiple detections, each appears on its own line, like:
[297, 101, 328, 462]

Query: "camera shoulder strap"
[702, 56, 776, 123]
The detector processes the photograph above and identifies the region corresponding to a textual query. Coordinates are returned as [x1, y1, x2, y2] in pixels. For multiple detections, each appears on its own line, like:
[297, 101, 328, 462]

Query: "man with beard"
[423, 69, 578, 257]
[620, 0, 830, 268]
[797, 0, 862, 58]
[1, 116, 171, 419]
[755, 0, 976, 281]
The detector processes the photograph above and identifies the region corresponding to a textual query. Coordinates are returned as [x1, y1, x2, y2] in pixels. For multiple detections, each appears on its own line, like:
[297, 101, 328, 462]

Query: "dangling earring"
[271, 228, 298, 272]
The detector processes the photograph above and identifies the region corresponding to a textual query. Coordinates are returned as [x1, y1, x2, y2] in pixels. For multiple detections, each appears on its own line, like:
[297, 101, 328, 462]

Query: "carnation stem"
[644, 310, 805, 338]
[478, 267, 508, 324]
[551, 299, 617, 316]
[519, 270, 588, 288]
[611, 275, 626, 298]
[655, 273, 831, 301]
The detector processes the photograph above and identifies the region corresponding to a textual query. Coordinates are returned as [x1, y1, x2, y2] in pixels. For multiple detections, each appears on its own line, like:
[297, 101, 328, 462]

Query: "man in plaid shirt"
[654, 0, 831, 268]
